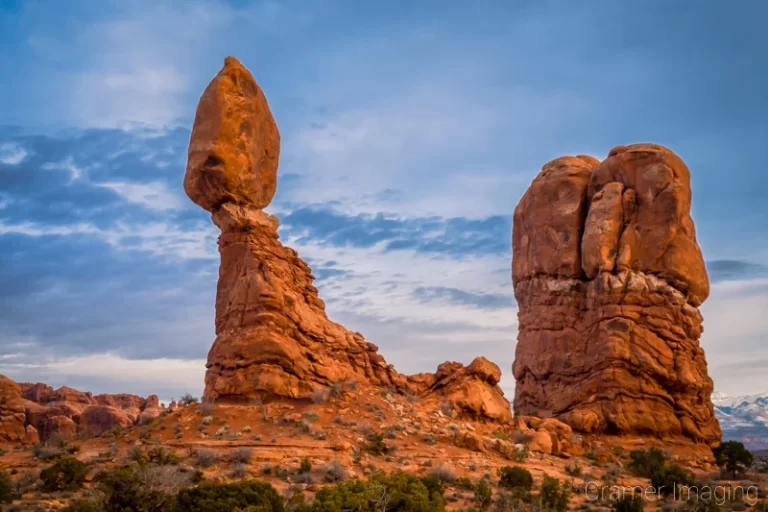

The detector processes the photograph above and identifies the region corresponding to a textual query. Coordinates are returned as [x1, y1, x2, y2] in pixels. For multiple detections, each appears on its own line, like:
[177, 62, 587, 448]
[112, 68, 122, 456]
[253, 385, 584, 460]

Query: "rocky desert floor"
[2, 382, 766, 511]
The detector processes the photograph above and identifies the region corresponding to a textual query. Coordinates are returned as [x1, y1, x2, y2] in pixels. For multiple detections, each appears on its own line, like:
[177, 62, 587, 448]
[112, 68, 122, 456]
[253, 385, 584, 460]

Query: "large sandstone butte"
[512, 144, 721, 448]
[186, 57, 510, 422]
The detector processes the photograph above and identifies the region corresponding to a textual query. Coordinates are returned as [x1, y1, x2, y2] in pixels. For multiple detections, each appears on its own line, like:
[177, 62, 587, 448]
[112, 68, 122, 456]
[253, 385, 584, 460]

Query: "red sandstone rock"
[185, 57, 280, 212]
[14, 379, 162, 441]
[512, 144, 720, 449]
[588, 144, 709, 304]
[19, 382, 54, 403]
[44, 415, 77, 441]
[0, 374, 26, 442]
[77, 405, 134, 438]
[25, 424, 39, 444]
[512, 155, 600, 281]
[413, 358, 512, 422]
[95, 393, 143, 418]
[20, 384, 96, 411]
[527, 430, 553, 455]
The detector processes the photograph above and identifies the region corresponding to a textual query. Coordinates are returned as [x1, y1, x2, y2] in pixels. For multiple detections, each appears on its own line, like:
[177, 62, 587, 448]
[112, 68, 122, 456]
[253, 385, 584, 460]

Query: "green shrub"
[300, 457, 312, 474]
[32, 441, 61, 461]
[232, 448, 253, 464]
[430, 463, 457, 484]
[474, 478, 492, 510]
[628, 448, 666, 478]
[194, 449, 218, 468]
[612, 495, 644, 512]
[89, 464, 200, 512]
[92, 465, 167, 512]
[40, 456, 89, 492]
[364, 432, 388, 456]
[312, 478, 371, 512]
[713, 441, 753, 477]
[494, 489, 527, 511]
[650, 464, 694, 498]
[497, 466, 533, 491]
[324, 460, 347, 483]
[312, 472, 445, 512]
[455, 476, 474, 491]
[536, 474, 569, 512]
[129, 445, 145, 463]
[174, 480, 283, 512]
[511, 445, 529, 462]
[147, 446, 181, 465]
[0, 469, 12, 504]
[180, 393, 198, 405]
[565, 460, 582, 477]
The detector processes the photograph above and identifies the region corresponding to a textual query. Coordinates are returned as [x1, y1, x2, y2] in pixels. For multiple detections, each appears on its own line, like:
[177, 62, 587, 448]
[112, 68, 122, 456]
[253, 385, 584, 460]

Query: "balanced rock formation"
[188, 58, 409, 403]
[512, 144, 720, 447]
[188, 57, 510, 422]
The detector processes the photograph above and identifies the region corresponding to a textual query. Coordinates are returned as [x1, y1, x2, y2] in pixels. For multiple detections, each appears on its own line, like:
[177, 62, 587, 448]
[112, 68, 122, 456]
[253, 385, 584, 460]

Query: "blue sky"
[0, 0, 766, 400]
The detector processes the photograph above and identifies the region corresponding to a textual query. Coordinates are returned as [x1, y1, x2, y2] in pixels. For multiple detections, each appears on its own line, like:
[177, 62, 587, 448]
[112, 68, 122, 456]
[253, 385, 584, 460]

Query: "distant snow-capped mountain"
[713, 392, 768, 450]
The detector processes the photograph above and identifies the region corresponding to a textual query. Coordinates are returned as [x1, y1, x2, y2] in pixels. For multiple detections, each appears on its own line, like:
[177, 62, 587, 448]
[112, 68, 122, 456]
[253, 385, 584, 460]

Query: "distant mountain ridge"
[713, 392, 768, 450]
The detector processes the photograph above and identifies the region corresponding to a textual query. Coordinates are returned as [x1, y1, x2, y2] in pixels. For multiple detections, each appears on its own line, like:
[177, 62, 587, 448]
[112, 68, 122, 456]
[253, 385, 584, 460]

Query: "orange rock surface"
[0, 374, 26, 442]
[512, 144, 721, 448]
[184, 56, 280, 212]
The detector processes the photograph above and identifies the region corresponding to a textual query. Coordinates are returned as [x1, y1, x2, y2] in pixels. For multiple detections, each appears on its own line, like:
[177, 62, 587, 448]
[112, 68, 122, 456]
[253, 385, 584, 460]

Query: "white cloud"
[0, 142, 29, 165]
[72, 69, 188, 129]
[97, 181, 184, 211]
[0, 220, 217, 260]
[42, 156, 83, 181]
[23, 1, 236, 128]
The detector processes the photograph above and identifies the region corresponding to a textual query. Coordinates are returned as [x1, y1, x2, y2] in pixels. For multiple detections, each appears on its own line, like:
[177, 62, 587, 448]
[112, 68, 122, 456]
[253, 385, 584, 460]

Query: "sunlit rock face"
[512, 144, 721, 448]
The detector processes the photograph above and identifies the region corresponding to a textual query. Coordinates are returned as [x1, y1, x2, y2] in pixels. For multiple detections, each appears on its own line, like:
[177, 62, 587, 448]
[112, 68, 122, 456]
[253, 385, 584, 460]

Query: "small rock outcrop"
[0, 374, 26, 442]
[410, 357, 512, 422]
[512, 144, 721, 447]
[77, 405, 134, 438]
[188, 58, 510, 421]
